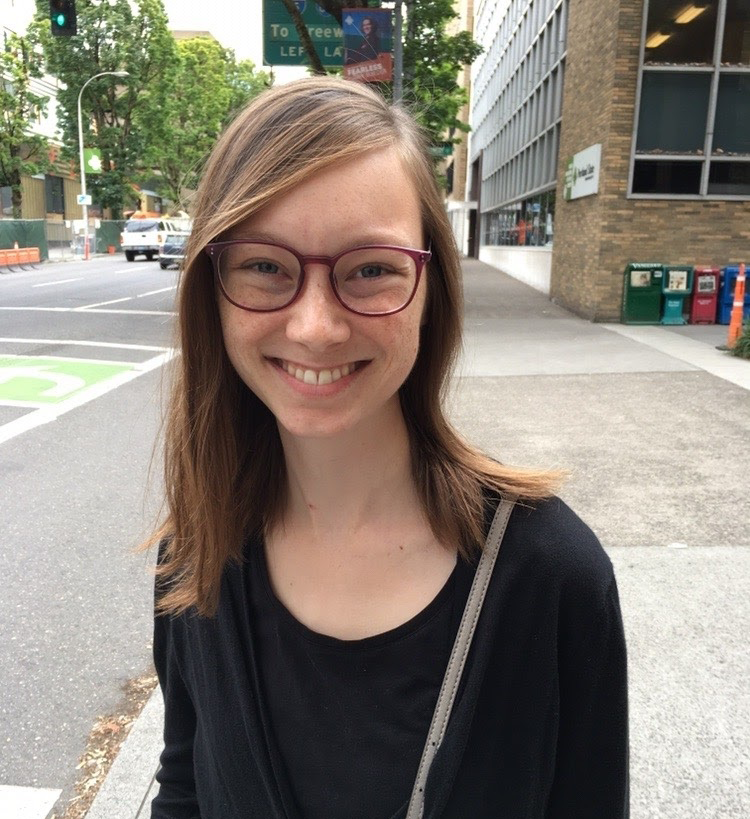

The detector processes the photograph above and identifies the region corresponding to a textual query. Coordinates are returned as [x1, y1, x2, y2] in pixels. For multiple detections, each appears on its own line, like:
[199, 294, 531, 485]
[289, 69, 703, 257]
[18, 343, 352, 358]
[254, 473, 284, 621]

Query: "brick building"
[468, 0, 750, 320]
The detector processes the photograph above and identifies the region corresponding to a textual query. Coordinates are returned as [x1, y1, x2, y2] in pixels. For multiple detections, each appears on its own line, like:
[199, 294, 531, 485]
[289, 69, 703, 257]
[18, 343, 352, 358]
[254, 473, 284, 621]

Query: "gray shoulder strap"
[405, 496, 516, 819]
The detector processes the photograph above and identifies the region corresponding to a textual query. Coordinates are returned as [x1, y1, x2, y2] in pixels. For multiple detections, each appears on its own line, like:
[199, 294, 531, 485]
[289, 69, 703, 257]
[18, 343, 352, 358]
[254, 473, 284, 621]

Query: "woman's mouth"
[274, 359, 362, 386]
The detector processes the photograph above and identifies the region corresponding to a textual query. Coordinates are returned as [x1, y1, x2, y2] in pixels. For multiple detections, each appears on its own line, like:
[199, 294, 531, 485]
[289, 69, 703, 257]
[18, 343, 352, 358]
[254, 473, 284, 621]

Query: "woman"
[149, 77, 628, 818]
[346, 16, 381, 63]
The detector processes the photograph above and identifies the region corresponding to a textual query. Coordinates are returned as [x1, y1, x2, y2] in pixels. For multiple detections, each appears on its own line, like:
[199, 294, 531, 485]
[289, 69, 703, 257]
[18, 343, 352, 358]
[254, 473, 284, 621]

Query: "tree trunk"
[280, 0, 327, 74]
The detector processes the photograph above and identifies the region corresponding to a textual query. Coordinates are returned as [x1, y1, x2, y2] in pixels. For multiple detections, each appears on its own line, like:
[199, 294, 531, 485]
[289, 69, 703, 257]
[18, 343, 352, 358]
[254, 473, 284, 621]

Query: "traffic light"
[50, 1, 77, 36]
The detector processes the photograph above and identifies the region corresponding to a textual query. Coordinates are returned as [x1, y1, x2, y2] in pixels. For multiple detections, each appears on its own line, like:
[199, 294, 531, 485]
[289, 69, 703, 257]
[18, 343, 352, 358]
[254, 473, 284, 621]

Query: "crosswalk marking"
[0, 785, 62, 819]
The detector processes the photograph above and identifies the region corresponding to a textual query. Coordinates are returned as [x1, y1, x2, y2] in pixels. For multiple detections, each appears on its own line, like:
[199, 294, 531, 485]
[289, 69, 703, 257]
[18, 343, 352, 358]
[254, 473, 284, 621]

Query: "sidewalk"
[84, 258, 750, 819]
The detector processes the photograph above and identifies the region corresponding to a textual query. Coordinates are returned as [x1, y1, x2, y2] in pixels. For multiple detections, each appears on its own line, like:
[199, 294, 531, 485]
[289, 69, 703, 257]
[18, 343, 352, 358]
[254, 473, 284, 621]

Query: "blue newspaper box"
[717, 265, 750, 324]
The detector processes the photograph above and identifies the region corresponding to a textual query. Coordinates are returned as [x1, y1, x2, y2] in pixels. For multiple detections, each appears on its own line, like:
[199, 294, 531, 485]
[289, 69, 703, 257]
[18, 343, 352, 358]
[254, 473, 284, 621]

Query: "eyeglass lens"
[216, 243, 419, 314]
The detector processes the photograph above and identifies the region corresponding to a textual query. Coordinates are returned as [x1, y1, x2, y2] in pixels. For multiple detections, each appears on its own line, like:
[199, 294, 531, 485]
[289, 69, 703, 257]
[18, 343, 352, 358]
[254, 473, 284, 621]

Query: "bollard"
[727, 263, 746, 348]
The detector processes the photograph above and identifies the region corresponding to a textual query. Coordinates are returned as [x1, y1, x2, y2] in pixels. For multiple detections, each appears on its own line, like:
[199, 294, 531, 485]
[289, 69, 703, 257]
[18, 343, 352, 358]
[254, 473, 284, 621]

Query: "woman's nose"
[284, 267, 351, 349]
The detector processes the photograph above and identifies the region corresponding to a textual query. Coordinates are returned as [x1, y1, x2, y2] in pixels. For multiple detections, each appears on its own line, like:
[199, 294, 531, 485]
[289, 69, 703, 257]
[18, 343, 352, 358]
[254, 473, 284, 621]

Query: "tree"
[0, 26, 52, 218]
[282, 1, 482, 149]
[35, 0, 178, 218]
[402, 0, 482, 147]
[142, 38, 270, 211]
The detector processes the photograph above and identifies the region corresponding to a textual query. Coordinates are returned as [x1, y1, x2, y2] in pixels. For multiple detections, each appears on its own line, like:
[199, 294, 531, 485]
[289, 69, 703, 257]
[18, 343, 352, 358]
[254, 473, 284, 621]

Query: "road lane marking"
[0, 785, 62, 819]
[0, 306, 175, 316]
[77, 296, 134, 309]
[0, 337, 169, 352]
[0, 349, 177, 445]
[32, 277, 84, 287]
[137, 286, 177, 297]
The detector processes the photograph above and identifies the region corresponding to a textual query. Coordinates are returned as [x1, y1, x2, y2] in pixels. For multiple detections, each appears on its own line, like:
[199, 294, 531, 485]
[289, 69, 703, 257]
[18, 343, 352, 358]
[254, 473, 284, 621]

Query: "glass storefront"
[482, 189, 556, 246]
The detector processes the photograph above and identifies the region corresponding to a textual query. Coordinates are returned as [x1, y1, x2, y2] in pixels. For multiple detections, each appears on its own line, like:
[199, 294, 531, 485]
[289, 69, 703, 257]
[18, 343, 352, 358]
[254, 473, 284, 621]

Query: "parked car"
[120, 218, 177, 261]
[158, 231, 190, 269]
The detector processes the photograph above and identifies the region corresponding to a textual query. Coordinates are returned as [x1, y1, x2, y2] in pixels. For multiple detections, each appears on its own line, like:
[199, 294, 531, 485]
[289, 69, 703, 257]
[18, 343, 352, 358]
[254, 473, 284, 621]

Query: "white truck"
[120, 218, 177, 261]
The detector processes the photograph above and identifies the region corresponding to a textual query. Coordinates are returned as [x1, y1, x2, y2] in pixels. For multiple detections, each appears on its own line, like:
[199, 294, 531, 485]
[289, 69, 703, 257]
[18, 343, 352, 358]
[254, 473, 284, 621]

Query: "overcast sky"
[162, 0, 264, 64]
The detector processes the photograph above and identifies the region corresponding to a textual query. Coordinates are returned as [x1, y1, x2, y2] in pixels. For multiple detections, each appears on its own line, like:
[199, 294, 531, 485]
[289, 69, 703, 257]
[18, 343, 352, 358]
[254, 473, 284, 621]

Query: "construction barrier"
[727, 263, 747, 349]
[0, 246, 41, 269]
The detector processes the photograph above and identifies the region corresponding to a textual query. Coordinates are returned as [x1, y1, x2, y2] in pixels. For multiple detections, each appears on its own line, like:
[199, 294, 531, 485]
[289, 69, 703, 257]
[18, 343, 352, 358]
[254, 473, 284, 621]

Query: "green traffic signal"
[50, 1, 77, 36]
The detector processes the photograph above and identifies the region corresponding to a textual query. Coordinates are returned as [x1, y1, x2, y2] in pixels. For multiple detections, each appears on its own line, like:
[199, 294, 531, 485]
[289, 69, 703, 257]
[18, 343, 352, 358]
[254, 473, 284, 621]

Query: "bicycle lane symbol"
[0, 356, 137, 405]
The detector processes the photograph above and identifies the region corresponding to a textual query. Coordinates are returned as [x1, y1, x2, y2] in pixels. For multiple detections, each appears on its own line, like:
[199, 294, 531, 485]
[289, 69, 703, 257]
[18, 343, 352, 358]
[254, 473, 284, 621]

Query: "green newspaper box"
[661, 265, 694, 325]
[622, 263, 664, 324]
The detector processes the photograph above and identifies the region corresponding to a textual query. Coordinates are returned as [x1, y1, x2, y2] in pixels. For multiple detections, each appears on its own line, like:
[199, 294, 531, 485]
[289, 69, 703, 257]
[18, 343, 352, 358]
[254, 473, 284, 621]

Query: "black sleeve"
[150, 607, 201, 818]
[546, 575, 629, 818]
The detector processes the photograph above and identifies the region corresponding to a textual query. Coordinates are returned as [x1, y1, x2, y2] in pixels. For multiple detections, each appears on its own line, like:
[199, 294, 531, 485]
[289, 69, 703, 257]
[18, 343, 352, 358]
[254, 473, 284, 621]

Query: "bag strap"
[405, 496, 516, 819]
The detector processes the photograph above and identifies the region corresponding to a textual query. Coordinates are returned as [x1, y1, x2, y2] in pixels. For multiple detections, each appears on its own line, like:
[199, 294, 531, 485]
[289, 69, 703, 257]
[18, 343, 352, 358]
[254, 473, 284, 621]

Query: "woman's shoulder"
[491, 494, 615, 599]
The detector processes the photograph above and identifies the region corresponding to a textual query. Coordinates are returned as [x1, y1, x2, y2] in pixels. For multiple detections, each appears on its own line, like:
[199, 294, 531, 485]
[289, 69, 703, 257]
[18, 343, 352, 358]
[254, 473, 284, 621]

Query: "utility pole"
[393, 0, 403, 103]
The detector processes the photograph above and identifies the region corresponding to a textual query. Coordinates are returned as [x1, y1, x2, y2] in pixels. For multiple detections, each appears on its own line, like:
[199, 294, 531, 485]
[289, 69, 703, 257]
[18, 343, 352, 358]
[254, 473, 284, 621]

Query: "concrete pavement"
[82, 258, 750, 819]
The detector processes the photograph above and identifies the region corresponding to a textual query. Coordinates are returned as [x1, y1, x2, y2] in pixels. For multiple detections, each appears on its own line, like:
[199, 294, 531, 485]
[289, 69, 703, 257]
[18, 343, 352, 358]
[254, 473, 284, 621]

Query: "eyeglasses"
[204, 240, 431, 316]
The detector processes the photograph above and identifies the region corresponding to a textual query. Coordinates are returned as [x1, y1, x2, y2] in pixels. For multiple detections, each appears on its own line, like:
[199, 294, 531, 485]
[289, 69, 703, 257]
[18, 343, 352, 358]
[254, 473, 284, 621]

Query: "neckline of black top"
[251, 539, 460, 651]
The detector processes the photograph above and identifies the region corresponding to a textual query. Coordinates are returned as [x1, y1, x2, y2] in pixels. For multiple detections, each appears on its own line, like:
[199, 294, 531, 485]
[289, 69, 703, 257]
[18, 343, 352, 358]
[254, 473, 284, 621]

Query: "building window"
[632, 0, 750, 198]
[636, 73, 711, 154]
[722, 0, 750, 64]
[1, 186, 13, 217]
[45, 175, 64, 214]
[483, 190, 556, 247]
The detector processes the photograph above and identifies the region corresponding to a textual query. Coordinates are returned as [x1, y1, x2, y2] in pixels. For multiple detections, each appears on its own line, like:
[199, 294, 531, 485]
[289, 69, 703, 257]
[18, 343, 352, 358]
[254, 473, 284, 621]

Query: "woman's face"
[217, 147, 427, 441]
[362, 18, 372, 34]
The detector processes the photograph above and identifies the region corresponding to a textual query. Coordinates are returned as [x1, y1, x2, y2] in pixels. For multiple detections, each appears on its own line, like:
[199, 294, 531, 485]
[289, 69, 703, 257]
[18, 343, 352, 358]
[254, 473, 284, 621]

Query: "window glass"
[633, 160, 702, 193]
[44, 176, 64, 214]
[0, 186, 12, 216]
[713, 74, 750, 154]
[644, 0, 718, 64]
[722, 0, 750, 64]
[708, 161, 750, 194]
[636, 72, 710, 153]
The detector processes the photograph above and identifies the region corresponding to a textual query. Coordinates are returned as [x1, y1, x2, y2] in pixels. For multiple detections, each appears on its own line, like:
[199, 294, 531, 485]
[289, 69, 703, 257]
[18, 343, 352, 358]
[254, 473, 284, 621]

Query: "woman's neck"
[276, 402, 420, 548]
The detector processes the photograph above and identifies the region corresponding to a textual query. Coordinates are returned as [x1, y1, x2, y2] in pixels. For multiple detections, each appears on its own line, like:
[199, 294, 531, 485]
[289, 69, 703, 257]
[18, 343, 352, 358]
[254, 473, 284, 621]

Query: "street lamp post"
[77, 71, 129, 260]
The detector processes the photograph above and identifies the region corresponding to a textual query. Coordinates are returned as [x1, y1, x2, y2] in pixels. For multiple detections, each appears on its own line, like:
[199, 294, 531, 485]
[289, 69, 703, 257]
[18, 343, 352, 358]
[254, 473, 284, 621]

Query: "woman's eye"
[356, 264, 385, 278]
[254, 261, 279, 274]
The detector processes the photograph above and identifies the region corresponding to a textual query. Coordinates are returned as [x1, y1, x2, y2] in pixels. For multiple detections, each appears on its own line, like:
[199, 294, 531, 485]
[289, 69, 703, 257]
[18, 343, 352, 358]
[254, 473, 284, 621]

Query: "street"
[0, 254, 176, 814]
[1, 255, 749, 818]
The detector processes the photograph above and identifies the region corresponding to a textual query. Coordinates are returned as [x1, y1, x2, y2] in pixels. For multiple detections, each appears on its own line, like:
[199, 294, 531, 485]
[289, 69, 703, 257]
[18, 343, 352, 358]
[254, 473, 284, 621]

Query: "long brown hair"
[151, 77, 559, 616]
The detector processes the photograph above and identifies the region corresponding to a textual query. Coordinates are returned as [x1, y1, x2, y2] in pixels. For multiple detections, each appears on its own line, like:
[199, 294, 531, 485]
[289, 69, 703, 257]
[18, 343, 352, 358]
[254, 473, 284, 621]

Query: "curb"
[84, 688, 163, 819]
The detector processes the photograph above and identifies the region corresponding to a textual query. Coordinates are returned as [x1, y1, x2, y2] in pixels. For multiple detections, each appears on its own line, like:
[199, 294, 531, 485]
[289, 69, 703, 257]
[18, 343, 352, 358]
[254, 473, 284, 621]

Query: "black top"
[251, 541, 470, 819]
[151, 496, 629, 818]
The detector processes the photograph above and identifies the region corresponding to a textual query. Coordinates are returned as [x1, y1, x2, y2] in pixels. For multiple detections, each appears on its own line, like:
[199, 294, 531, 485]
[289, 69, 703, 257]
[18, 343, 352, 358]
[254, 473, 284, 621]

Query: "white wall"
[478, 245, 552, 293]
[447, 201, 475, 257]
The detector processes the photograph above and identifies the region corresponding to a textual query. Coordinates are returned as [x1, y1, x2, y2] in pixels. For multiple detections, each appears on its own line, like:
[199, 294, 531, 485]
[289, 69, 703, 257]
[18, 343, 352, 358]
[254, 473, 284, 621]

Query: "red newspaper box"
[689, 267, 720, 324]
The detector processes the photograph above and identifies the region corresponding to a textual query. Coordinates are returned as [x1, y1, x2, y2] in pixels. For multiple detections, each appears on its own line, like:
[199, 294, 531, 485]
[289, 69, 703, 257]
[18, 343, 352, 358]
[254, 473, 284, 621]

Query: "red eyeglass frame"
[204, 239, 432, 317]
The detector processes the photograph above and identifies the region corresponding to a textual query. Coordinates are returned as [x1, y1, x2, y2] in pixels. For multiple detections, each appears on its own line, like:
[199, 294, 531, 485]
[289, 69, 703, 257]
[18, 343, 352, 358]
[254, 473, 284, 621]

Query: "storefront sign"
[564, 143, 601, 201]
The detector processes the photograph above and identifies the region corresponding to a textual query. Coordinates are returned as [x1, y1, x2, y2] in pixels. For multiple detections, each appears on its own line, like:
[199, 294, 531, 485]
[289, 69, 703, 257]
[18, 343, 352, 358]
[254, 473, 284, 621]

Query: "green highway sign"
[0, 357, 135, 405]
[429, 142, 454, 158]
[263, 0, 343, 66]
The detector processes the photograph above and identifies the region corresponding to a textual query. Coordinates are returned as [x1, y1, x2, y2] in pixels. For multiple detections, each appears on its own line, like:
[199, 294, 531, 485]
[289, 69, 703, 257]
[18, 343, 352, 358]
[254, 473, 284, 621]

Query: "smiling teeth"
[282, 361, 354, 385]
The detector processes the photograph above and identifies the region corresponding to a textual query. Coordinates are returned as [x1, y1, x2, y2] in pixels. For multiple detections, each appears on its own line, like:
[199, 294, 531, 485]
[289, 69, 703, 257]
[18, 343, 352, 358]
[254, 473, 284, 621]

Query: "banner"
[343, 8, 393, 83]
[83, 148, 103, 174]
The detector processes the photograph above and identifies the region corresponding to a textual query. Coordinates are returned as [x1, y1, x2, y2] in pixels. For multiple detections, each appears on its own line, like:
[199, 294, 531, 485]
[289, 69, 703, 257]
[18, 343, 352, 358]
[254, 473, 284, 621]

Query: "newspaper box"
[689, 267, 719, 324]
[717, 265, 750, 324]
[622, 263, 663, 324]
[661, 266, 693, 325]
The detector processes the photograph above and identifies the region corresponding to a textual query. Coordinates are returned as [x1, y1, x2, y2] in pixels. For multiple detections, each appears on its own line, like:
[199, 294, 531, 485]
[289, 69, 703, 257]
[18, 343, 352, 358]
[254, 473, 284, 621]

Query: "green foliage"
[143, 38, 270, 209]
[401, 0, 482, 146]
[293, 1, 482, 149]
[731, 321, 750, 360]
[0, 25, 52, 217]
[35, 0, 178, 217]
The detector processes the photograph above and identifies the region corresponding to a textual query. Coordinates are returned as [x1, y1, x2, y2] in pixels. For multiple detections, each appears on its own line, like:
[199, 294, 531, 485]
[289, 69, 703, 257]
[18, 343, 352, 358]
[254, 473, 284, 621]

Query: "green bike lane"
[0, 342, 175, 445]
